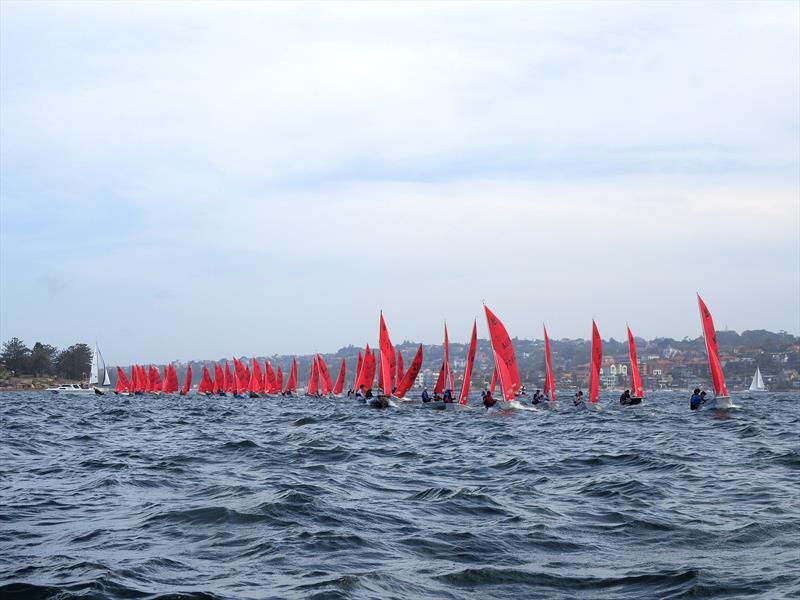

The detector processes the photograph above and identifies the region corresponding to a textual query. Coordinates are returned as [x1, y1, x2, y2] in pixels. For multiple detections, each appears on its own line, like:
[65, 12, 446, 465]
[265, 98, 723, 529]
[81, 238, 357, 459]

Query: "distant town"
[2, 329, 797, 392]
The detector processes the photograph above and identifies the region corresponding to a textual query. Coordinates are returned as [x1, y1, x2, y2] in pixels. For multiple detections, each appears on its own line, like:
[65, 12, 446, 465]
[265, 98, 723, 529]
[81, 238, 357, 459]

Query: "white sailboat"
[47, 342, 110, 395]
[748, 367, 766, 393]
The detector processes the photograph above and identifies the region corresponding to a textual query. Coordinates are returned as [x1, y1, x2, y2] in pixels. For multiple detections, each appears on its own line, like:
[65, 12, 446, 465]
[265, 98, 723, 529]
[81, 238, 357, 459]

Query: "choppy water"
[1, 391, 798, 599]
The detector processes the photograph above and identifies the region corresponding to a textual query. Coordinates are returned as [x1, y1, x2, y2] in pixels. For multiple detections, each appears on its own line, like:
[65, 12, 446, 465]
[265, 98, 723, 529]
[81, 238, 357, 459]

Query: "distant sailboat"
[626, 325, 644, 404]
[332, 359, 346, 397]
[543, 324, 557, 407]
[483, 304, 526, 410]
[393, 344, 423, 399]
[749, 367, 766, 393]
[697, 294, 733, 409]
[457, 320, 478, 406]
[88, 343, 111, 394]
[589, 320, 602, 405]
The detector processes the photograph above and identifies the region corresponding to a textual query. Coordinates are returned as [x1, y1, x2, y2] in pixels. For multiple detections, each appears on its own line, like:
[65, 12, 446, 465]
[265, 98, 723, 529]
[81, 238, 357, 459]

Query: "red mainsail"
[697, 294, 728, 397]
[277, 366, 285, 393]
[332, 358, 346, 395]
[264, 361, 276, 393]
[224, 361, 233, 393]
[589, 320, 602, 404]
[484, 304, 522, 401]
[213, 363, 224, 394]
[379, 313, 396, 396]
[163, 364, 179, 393]
[627, 325, 644, 398]
[458, 320, 478, 405]
[433, 363, 446, 395]
[249, 359, 264, 393]
[181, 365, 192, 395]
[394, 344, 423, 398]
[307, 358, 319, 395]
[543, 324, 556, 401]
[115, 367, 130, 393]
[198, 365, 213, 394]
[444, 323, 454, 392]
[316, 354, 333, 395]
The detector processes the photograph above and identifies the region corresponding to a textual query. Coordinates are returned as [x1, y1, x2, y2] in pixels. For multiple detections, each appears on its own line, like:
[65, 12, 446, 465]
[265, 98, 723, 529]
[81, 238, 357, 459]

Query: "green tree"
[29, 342, 59, 376]
[1, 337, 30, 375]
[56, 344, 92, 380]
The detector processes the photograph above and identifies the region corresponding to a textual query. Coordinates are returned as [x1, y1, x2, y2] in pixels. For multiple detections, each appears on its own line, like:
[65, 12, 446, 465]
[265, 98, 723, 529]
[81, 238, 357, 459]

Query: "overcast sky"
[1, 1, 798, 364]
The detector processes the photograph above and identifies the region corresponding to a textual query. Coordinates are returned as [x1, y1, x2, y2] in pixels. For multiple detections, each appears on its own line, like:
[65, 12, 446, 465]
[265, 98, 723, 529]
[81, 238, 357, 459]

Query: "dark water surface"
[1, 391, 798, 599]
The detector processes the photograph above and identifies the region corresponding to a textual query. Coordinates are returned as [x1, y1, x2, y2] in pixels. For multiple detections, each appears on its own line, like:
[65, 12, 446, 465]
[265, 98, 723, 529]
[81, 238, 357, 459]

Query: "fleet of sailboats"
[67, 295, 751, 410]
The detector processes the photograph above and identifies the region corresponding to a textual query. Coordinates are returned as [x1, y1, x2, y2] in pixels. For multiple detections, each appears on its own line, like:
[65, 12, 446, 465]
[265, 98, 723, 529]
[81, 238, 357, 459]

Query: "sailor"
[574, 390, 585, 407]
[482, 390, 497, 409]
[365, 388, 374, 400]
[690, 388, 702, 410]
[532, 389, 542, 405]
[355, 385, 365, 399]
[346, 388, 353, 398]
[619, 389, 632, 405]
[443, 389, 454, 403]
[421, 388, 431, 403]
[700, 391, 708, 404]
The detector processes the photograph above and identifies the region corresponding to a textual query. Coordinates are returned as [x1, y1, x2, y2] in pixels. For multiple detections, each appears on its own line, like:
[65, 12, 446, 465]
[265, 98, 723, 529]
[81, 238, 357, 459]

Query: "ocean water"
[1, 391, 798, 600]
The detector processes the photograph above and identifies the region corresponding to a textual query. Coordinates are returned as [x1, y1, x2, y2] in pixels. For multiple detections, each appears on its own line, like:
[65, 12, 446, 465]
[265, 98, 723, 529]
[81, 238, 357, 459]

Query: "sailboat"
[393, 344, 423, 400]
[542, 324, 558, 409]
[454, 319, 478, 408]
[588, 320, 602, 407]
[748, 367, 767, 394]
[372, 312, 397, 408]
[625, 325, 644, 405]
[332, 359, 346, 397]
[697, 294, 734, 409]
[483, 304, 530, 410]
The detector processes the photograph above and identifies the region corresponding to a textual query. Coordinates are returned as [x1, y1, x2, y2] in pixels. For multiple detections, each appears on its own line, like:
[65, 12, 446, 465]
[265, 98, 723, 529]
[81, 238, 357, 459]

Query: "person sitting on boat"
[421, 388, 431, 403]
[365, 388, 374, 399]
[355, 385, 365, 399]
[573, 390, 585, 407]
[516, 385, 527, 397]
[619, 390, 632, 405]
[443, 389, 454, 403]
[532, 389, 542, 405]
[482, 390, 497, 409]
[433, 393, 443, 402]
[690, 388, 702, 410]
[700, 391, 708, 405]
[346, 388, 353, 398]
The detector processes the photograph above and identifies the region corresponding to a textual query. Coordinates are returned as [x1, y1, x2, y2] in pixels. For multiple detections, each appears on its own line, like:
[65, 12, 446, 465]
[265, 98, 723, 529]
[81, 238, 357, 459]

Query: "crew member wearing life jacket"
[482, 390, 497, 409]
[690, 388, 702, 410]
[443, 389, 454, 403]
[619, 390, 632, 405]
[421, 388, 431, 403]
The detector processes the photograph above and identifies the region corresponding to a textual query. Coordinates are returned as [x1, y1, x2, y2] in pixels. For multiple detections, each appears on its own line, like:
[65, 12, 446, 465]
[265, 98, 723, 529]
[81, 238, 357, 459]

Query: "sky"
[1, 1, 798, 365]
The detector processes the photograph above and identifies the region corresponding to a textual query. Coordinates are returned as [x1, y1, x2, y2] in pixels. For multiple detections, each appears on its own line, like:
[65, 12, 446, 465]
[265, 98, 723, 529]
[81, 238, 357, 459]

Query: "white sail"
[749, 367, 766, 392]
[89, 345, 99, 385]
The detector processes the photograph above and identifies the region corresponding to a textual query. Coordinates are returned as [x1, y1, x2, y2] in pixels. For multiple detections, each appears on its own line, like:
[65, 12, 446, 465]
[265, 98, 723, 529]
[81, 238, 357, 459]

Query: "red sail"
[396, 350, 405, 389]
[489, 367, 497, 395]
[332, 358, 346, 395]
[234, 358, 247, 388]
[317, 354, 333, 395]
[235, 370, 245, 396]
[283, 358, 297, 394]
[224, 361, 234, 393]
[149, 365, 163, 392]
[627, 325, 644, 398]
[379, 313, 396, 396]
[355, 345, 376, 392]
[543, 324, 556, 402]
[264, 361, 276, 393]
[354, 351, 363, 390]
[483, 304, 522, 401]
[458, 320, 478, 405]
[163, 364, 179, 393]
[198, 365, 213, 393]
[394, 344, 423, 398]
[307, 357, 319, 395]
[213, 363, 224, 394]
[181, 365, 192, 394]
[697, 294, 728, 397]
[276, 366, 284, 393]
[115, 367, 130, 393]
[444, 323, 454, 392]
[589, 320, 602, 404]
[433, 363, 445, 395]
[249, 359, 263, 393]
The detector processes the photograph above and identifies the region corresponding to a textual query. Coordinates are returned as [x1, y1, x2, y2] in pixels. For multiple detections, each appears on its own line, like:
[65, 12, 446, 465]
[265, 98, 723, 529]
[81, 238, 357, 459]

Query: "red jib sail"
[332, 358, 346, 395]
[249, 359, 264, 393]
[115, 367, 130, 393]
[484, 304, 522, 402]
[444, 323, 454, 392]
[433, 363, 446, 395]
[317, 354, 333, 395]
[627, 325, 644, 398]
[354, 351, 363, 391]
[458, 320, 478, 405]
[589, 320, 602, 404]
[198, 365, 213, 394]
[543, 324, 556, 402]
[181, 364, 193, 395]
[394, 344, 423, 398]
[396, 350, 405, 389]
[697, 294, 728, 397]
[356, 346, 376, 392]
[150, 365, 163, 393]
[379, 312, 396, 396]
